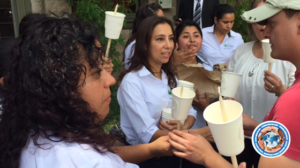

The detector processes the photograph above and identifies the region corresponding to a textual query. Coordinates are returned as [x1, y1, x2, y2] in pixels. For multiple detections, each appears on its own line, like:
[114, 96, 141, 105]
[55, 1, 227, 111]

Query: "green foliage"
[228, 0, 252, 42]
[68, 0, 125, 130]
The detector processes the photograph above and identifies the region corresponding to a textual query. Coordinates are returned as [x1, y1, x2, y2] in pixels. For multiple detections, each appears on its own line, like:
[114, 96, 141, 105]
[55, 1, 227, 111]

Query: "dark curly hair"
[119, 16, 177, 89]
[0, 14, 116, 168]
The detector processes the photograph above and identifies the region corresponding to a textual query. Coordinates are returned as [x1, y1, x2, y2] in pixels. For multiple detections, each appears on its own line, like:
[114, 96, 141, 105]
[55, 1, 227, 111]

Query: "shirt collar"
[138, 66, 152, 77]
[208, 24, 236, 37]
[138, 66, 168, 83]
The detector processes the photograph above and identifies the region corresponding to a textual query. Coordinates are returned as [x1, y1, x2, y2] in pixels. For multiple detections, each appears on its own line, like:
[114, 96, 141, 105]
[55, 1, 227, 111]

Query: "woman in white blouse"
[118, 16, 213, 168]
[227, 0, 295, 167]
[198, 4, 244, 71]
[0, 14, 173, 168]
[118, 16, 201, 146]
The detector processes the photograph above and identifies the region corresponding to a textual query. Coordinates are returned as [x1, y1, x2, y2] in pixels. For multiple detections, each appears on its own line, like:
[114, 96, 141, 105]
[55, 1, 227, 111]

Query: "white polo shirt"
[118, 66, 197, 145]
[198, 25, 244, 71]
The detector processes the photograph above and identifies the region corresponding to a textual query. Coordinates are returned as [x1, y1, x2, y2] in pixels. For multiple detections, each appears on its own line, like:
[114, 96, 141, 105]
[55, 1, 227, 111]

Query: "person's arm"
[242, 113, 260, 136]
[169, 130, 245, 168]
[192, 90, 210, 111]
[258, 155, 300, 168]
[112, 136, 173, 164]
[118, 79, 160, 144]
[182, 115, 195, 130]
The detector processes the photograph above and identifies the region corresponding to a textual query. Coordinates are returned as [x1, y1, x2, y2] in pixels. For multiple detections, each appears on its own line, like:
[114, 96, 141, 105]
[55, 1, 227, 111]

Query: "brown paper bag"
[176, 64, 227, 102]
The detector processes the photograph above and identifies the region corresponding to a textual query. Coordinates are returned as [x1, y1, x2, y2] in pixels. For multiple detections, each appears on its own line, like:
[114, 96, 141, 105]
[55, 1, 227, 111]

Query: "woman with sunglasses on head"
[198, 4, 244, 71]
[227, 0, 295, 167]
[124, 3, 164, 70]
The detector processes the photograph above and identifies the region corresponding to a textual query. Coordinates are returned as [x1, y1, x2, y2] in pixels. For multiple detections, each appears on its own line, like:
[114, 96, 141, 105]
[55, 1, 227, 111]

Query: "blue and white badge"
[252, 121, 290, 158]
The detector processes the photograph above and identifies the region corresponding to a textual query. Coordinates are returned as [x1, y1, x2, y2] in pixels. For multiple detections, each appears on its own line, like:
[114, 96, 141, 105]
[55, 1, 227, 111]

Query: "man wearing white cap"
[168, 0, 300, 167]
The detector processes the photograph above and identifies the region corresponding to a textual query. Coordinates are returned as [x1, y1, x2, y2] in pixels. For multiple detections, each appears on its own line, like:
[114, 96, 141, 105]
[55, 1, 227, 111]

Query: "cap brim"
[241, 4, 282, 24]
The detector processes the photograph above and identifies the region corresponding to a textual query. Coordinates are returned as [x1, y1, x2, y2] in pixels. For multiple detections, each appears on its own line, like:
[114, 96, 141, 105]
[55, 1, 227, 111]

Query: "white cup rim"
[172, 87, 195, 99]
[105, 11, 126, 17]
[222, 71, 242, 76]
[178, 80, 194, 86]
[203, 100, 243, 125]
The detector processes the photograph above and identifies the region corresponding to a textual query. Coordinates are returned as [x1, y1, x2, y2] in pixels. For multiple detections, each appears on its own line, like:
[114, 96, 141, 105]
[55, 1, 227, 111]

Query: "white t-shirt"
[198, 25, 244, 71]
[118, 66, 197, 145]
[124, 40, 136, 70]
[20, 136, 138, 168]
[228, 41, 295, 123]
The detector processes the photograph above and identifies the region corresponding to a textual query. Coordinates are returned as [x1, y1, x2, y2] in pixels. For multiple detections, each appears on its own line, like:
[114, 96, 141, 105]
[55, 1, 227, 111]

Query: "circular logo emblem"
[252, 121, 290, 158]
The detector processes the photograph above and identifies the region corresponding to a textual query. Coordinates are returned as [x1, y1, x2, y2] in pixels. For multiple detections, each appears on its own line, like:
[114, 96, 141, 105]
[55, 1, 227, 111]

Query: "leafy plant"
[68, 0, 126, 130]
[227, 0, 252, 42]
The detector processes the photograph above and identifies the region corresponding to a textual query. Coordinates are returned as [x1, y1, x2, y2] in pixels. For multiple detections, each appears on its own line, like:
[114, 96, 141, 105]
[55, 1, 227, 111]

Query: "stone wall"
[31, 0, 71, 15]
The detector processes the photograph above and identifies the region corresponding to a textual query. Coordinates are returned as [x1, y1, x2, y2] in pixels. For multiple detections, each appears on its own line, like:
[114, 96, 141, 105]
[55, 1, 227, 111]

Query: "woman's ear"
[214, 16, 218, 24]
[297, 12, 300, 35]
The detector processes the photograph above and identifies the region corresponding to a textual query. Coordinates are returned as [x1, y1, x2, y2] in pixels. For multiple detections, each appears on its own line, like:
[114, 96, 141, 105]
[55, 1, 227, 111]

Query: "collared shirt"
[193, 0, 204, 28]
[20, 136, 138, 168]
[118, 66, 197, 145]
[198, 25, 244, 71]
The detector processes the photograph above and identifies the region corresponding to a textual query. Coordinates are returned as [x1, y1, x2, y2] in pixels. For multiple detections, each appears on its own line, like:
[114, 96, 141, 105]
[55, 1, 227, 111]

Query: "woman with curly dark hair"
[0, 14, 171, 168]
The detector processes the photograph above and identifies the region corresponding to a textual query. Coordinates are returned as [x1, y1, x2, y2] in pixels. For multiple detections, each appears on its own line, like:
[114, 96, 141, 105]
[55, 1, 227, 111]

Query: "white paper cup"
[161, 108, 184, 124]
[105, 11, 125, 39]
[221, 71, 242, 98]
[178, 80, 194, 88]
[203, 100, 244, 156]
[171, 87, 195, 120]
[262, 39, 276, 63]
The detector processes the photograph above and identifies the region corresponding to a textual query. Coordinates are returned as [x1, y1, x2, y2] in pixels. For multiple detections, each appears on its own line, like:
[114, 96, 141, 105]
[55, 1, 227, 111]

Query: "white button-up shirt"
[198, 25, 244, 71]
[118, 66, 197, 145]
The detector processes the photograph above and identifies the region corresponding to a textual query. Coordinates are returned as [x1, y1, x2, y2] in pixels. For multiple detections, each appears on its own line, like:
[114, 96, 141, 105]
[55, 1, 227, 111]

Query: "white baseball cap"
[241, 0, 300, 24]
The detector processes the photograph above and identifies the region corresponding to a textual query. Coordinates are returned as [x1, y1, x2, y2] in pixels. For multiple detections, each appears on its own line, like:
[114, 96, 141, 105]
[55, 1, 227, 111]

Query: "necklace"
[248, 60, 263, 77]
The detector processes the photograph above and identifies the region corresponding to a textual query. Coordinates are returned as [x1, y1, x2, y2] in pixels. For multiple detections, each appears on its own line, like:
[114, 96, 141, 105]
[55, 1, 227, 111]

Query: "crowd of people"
[0, 0, 300, 168]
